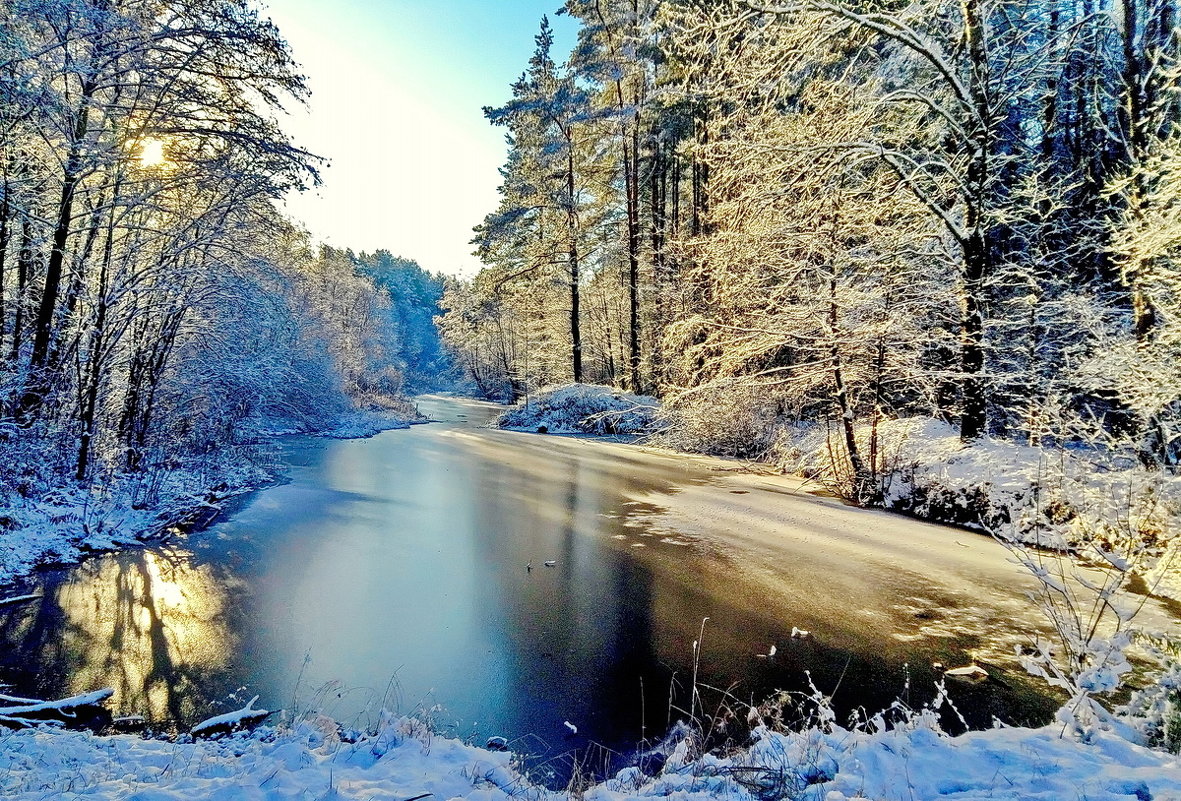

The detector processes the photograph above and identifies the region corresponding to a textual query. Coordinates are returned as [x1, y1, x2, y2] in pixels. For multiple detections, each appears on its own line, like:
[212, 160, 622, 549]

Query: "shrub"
[658, 384, 784, 458]
[495, 384, 660, 436]
[1122, 642, 1181, 753]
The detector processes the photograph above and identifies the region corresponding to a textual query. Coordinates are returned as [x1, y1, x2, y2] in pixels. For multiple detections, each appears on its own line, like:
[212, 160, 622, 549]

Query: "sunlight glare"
[138, 138, 167, 168]
[54, 550, 231, 720]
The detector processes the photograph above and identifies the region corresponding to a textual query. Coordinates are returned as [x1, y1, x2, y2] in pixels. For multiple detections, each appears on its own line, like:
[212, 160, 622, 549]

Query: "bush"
[1122, 644, 1181, 753]
[495, 384, 660, 436]
[657, 384, 784, 458]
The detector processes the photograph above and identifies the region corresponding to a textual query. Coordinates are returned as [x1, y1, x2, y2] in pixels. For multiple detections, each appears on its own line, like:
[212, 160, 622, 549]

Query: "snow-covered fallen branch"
[191, 695, 269, 735]
[0, 688, 113, 727]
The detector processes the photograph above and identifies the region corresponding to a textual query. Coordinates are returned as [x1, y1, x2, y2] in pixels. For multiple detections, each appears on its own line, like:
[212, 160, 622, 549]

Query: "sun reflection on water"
[50, 549, 233, 722]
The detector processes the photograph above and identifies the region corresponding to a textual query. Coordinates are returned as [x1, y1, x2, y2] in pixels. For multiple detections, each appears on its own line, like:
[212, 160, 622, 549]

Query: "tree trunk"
[626, 120, 642, 393]
[670, 151, 681, 240]
[1119, 0, 1159, 341]
[960, 230, 988, 441]
[52, 191, 105, 374]
[76, 198, 117, 481]
[830, 280, 867, 502]
[959, 0, 991, 441]
[10, 219, 32, 362]
[823, 196, 869, 501]
[0, 182, 8, 359]
[566, 137, 583, 383]
[648, 140, 668, 388]
[23, 83, 95, 415]
[29, 137, 86, 370]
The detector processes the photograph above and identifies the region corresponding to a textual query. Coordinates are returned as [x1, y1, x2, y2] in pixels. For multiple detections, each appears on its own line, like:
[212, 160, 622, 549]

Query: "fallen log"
[191, 695, 269, 736]
[0, 688, 114, 728]
[0, 593, 42, 607]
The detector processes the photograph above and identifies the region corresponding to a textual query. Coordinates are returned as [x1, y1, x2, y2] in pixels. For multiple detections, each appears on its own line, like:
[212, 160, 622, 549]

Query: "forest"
[0, 0, 456, 568]
[442, 0, 1181, 500]
[1, 1, 1181, 798]
[444, 4, 1181, 745]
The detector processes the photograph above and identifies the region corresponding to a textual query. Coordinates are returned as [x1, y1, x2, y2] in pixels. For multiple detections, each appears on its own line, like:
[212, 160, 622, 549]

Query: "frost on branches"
[0, 2, 439, 587]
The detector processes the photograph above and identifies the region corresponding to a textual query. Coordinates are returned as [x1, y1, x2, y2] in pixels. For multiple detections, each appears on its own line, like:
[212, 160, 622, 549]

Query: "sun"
[137, 138, 168, 168]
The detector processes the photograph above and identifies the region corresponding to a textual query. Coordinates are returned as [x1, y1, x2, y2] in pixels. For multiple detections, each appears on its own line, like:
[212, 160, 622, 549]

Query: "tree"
[566, 0, 662, 392]
[476, 17, 596, 384]
[660, 6, 953, 496]
[5, 0, 317, 420]
[741, 0, 1076, 439]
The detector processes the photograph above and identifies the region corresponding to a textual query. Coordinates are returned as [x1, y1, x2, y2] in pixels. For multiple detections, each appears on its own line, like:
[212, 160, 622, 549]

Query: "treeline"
[0, 0, 432, 503]
[443, 0, 1180, 484]
[353, 251, 458, 394]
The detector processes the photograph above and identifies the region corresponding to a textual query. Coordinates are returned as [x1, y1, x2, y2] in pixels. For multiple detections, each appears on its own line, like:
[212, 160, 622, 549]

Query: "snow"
[496, 384, 661, 436]
[944, 666, 989, 683]
[720, 723, 1181, 801]
[2, 711, 1180, 801]
[0, 406, 423, 591]
[320, 409, 419, 439]
[777, 416, 1181, 603]
[191, 695, 269, 735]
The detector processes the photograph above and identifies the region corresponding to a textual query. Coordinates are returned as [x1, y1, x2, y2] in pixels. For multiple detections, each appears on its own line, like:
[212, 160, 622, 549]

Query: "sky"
[263, 1, 578, 278]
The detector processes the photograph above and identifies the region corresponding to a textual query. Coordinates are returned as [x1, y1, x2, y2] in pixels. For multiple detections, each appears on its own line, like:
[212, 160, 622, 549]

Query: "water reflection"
[0, 396, 1063, 760]
[0, 549, 232, 722]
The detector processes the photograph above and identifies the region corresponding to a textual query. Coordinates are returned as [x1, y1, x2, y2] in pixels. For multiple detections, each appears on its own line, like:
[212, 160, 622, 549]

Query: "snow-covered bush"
[495, 384, 660, 435]
[656, 384, 785, 459]
[1122, 639, 1181, 753]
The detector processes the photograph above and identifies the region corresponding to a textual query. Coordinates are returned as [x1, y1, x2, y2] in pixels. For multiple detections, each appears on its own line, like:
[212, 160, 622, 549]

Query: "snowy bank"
[319, 407, 423, 439]
[0, 455, 271, 589]
[495, 384, 660, 436]
[777, 417, 1181, 603]
[0, 403, 423, 589]
[3, 712, 1181, 801]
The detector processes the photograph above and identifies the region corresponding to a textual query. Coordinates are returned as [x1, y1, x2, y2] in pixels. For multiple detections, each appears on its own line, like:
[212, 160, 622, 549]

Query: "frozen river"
[0, 395, 1079, 769]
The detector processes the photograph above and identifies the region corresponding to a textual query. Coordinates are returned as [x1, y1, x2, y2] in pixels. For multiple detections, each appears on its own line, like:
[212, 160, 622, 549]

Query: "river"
[0, 395, 1089, 772]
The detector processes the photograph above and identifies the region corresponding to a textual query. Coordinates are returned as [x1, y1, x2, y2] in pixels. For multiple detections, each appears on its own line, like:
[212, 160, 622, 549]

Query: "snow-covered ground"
[778, 417, 1181, 603]
[0, 457, 272, 589]
[2, 712, 1180, 801]
[495, 385, 660, 435]
[0, 407, 421, 590]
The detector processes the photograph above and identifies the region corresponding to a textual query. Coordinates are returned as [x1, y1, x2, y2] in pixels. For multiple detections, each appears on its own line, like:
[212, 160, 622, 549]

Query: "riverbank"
[3, 709, 1180, 801]
[0, 407, 421, 591]
[491, 385, 1181, 606]
[2, 394, 1179, 798]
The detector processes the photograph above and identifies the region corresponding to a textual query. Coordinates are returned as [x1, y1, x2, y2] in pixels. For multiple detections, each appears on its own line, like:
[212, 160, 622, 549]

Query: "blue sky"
[265, 1, 578, 276]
